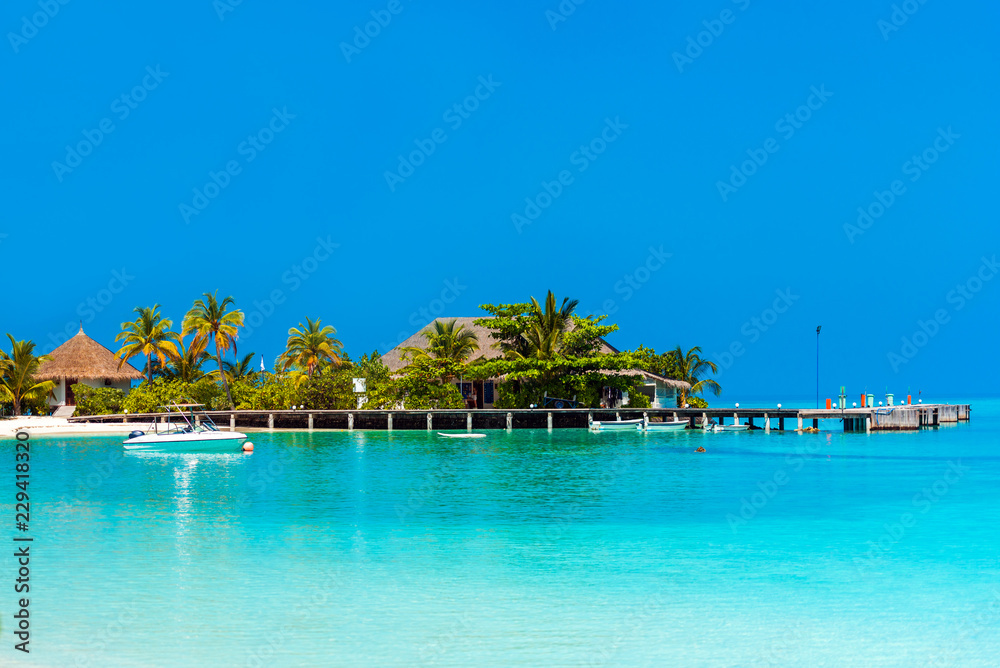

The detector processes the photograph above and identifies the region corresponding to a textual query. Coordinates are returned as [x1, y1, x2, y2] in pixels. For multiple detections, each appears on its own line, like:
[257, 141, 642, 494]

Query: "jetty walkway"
[71, 403, 970, 433]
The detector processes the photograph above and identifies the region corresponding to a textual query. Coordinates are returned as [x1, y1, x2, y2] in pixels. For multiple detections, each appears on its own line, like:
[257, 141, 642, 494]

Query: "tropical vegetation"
[182, 292, 245, 409]
[12, 287, 721, 417]
[114, 305, 180, 382]
[0, 335, 55, 416]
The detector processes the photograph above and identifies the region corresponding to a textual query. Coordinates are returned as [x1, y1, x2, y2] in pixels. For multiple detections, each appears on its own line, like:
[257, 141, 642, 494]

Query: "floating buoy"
[242, 442, 254, 452]
[695, 446, 706, 453]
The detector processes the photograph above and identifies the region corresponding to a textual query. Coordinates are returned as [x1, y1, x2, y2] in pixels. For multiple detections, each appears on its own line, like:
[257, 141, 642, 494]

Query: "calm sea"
[2, 399, 998, 666]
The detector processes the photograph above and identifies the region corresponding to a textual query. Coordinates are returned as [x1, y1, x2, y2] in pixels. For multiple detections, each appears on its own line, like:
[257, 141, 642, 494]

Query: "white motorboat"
[590, 418, 643, 431]
[707, 423, 749, 433]
[123, 404, 248, 452]
[643, 419, 688, 432]
[437, 432, 487, 439]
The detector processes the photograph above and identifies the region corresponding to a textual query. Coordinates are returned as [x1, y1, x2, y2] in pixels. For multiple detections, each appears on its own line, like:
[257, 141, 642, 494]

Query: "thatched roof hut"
[36, 325, 143, 382]
[380, 316, 620, 372]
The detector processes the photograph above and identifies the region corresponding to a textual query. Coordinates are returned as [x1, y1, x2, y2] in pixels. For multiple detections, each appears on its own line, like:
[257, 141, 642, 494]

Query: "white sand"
[0, 416, 139, 437]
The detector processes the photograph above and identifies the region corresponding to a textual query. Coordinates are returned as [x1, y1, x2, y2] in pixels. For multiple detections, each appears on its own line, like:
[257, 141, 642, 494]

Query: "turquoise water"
[2, 401, 999, 666]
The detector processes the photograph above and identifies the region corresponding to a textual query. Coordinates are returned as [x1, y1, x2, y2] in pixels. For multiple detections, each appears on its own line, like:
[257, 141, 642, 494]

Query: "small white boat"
[643, 419, 688, 432]
[123, 404, 247, 452]
[707, 424, 750, 433]
[590, 418, 643, 431]
[437, 432, 487, 439]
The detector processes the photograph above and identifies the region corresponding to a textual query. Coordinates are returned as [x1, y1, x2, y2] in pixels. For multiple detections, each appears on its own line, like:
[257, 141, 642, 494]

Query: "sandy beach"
[0, 416, 138, 438]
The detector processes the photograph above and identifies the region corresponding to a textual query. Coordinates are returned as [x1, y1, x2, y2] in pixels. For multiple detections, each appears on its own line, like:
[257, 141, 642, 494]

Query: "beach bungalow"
[381, 317, 689, 409]
[35, 325, 142, 414]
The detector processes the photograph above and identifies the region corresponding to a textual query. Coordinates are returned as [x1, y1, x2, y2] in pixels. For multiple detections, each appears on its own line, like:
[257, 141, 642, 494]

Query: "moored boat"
[643, 419, 688, 432]
[123, 403, 248, 452]
[590, 418, 643, 431]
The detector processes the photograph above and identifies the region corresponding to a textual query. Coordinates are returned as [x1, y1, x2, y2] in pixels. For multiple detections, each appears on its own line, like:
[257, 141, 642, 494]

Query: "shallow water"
[1, 400, 998, 666]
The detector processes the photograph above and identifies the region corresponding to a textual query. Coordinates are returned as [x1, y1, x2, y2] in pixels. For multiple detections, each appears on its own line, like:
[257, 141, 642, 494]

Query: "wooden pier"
[70, 403, 970, 433]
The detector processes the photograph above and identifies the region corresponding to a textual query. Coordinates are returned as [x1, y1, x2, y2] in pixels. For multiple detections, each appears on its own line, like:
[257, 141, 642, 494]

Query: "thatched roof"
[35, 325, 143, 381]
[602, 368, 691, 390]
[380, 318, 688, 388]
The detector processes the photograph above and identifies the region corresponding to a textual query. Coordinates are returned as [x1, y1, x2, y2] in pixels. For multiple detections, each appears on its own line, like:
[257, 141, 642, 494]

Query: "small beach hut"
[35, 325, 142, 410]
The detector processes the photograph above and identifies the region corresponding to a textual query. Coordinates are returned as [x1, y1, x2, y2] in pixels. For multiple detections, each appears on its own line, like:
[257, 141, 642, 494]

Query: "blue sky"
[3, 0, 997, 403]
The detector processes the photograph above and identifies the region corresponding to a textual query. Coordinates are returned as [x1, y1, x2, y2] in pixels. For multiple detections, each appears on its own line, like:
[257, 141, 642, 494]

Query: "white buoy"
[243, 442, 254, 452]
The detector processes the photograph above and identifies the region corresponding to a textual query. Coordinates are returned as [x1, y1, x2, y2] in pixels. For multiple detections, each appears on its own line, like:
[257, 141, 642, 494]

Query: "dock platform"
[70, 403, 970, 433]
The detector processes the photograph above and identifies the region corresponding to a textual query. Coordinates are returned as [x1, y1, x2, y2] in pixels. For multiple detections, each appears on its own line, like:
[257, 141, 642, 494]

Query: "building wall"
[48, 378, 132, 406]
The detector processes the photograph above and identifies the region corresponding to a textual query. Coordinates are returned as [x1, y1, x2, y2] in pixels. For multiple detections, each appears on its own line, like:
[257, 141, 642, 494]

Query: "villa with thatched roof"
[382, 317, 690, 409]
[35, 325, 142, 409]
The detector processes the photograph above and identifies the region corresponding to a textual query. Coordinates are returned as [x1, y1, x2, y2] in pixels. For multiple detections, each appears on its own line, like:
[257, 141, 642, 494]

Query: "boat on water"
[123, 403, 248, 452]
[706, 423, 749, 433]
[643, 419, 688, 432]
[437, 432, 487, 439]
[590, 418, 643, 432]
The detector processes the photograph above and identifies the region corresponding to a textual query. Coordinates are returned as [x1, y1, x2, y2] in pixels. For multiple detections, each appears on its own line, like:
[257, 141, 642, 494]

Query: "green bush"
[72, 384, 125, 416]
[683, 396, 709, 408]
[625, 391, 652, 409]
[122, 378, 201, 414]
[230, 374, 297, 410]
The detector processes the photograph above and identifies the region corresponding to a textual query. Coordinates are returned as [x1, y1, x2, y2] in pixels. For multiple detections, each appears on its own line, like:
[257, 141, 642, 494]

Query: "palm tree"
[501, 291, 578, 364]
[0, 335, 56, 416]
[278, 318, 343, 378]
[115, 305, 180, 383]
[163, 336, 212, 383]
[221, 352, 259, 384]
[182, 292, 245, 408]
[402, 319, 480, 364]
[668, 345, 721, 407]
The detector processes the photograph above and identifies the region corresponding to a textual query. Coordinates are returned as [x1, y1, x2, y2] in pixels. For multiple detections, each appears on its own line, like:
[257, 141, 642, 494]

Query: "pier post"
[812, 419, 819, 429]
[426, 413, 432, 431]
[308, 414, 314, 430]
[588, 412, 593, 429]
[797, 415, 803, 431]
[702, 412, 708, 428]
[547, 412, 553, 431]
[387, 413, 393, 431]
[748, 416, 753, 429]
[764, 413, 770, 433]
[348, 413, 354, 431]
[230, 413, 236, 431]
[866, 416, 871, 434]
[268, 413, 274, 429]
[506, 412, 512, 431]
[779, 417, 784, 431]
[195, 414, 200, 427]
[616, 411, 621, 422]
[673, 412, 678, 422]
[467, 412, 473, 432]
